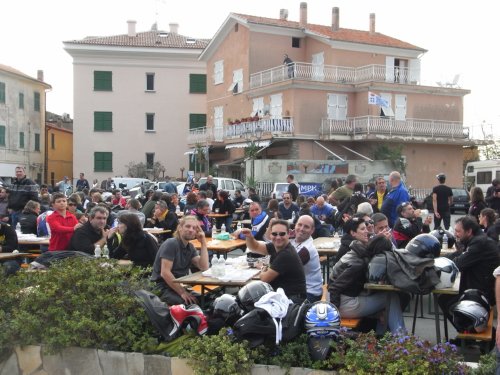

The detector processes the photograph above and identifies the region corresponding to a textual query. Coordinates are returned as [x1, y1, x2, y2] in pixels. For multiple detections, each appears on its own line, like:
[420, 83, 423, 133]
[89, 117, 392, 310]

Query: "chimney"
[369, 13, 376, 34]
[169, 23, 179, 34]
[37, 70, 44, 82]
[299, 2, 307, 28]
[127, 20, 137, 37]
[332, 7, 339, 31]
[279, 9, 288, 20]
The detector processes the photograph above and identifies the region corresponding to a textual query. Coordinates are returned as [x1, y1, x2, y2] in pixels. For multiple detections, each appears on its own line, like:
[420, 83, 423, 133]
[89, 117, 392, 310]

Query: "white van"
[197, 177, 247, 198]
[112, 177, 153, 191]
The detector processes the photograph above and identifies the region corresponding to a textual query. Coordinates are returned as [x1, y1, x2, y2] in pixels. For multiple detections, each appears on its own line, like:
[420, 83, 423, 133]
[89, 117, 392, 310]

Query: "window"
[94, 71, 112, 91]
[34, 133, 40, 151]
[146, 113, 155, 131]
[225, 180, 234, 191]
[0, 125, 5, 146]
[213, 106, 223, 141]
[229, 69, 243, 94]
[189, 114, 206, 129]
[214, 60, 224, 84]
[34, 91, 40, 111]
[0, 82, 5, 103]
[19, 132, 24, 148]
[292, 37, 300, 48]
[477, 171, 492, 185]
[94, 112, 113, 131]
[189, 74, 207, 93]
[234, 181, 244, 191]
[94, 152, 113, 172]
[146, 73, 155, 91]
[51, 133, 55, 149]
[146, 153, 155, 170]
[252, 97, 264, 116]
[19, 93, 24, 109]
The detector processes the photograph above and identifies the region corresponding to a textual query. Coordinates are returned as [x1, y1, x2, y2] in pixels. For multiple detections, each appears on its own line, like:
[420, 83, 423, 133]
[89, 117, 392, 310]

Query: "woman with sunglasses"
[333, 212, 372, 265]
[328, 218, 405, 334]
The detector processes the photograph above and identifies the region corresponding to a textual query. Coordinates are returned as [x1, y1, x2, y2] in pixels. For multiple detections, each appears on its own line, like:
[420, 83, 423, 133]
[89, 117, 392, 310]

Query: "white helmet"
[434, 257, 459, 289]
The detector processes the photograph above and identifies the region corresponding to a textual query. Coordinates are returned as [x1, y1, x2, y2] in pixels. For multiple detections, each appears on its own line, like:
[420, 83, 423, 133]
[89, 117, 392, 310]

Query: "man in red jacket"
[47, 193, 80, 251]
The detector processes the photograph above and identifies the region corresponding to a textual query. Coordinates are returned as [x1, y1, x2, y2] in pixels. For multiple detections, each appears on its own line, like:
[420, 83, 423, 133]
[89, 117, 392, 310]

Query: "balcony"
[187, 118, 294, 145]
[250, 62, 420, 89]
[320, 116, 470, 142]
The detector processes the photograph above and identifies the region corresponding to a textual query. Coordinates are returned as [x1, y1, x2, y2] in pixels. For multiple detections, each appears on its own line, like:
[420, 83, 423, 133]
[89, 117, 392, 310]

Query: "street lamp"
[244, 125, 263, 186]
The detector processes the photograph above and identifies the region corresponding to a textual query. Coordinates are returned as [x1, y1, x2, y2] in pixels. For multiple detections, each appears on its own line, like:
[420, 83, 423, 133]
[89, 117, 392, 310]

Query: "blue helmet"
[405, 234, 441, 258]
[304, 301, 341, 338]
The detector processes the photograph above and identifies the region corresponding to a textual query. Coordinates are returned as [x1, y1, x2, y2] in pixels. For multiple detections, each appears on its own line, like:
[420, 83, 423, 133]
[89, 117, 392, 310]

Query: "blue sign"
[299, 183, 322, 197]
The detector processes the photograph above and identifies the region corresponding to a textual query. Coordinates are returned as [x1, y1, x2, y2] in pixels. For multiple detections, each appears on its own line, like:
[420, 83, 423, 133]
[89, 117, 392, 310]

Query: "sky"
[1, 0, 498, 138]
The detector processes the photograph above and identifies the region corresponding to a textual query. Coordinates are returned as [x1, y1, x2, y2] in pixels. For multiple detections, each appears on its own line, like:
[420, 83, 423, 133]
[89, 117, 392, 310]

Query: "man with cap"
[432, 173, 453, 230]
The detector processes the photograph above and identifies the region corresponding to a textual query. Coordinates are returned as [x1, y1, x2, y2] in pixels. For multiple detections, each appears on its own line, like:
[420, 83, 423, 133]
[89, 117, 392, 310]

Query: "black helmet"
[430, 228, 456, 249]
[451, 289, 490, 333]
[213, 294, 242, 324]
[405, 234, 441, 258]
[237, 281, 274, 312]
[436, 173, 446, 182]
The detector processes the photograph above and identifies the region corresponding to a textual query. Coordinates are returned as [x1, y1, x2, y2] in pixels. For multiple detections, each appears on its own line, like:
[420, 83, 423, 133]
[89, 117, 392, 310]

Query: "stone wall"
[0, 346, 332, 375]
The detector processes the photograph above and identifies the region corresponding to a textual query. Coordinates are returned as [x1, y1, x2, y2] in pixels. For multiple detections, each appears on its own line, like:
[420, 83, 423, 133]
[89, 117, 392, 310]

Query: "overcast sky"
[1, 0, 497, 137]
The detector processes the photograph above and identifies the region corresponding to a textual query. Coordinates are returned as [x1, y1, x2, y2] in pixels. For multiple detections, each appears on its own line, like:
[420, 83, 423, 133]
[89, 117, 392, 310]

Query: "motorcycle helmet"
[405, 234, 441, 258]
[237, 281, 274, 312]
[170, 304, 208, 335]
[213, 294, 243, 324]
[430, 228, 456, 249]
[451, 289, 490, 333]
[304, 301, 341, 338]
[433, 257, 459, 289]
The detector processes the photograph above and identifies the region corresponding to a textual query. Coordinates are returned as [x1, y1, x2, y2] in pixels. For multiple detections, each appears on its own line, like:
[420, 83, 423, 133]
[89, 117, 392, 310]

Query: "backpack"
[134, 289, 179, 341]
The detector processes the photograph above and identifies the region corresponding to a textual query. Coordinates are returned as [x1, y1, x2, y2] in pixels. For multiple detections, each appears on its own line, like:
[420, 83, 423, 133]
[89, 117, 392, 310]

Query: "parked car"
[197, 177, 247, 199]
[270, 182, 323, 200]
[420, 188, 470, 214]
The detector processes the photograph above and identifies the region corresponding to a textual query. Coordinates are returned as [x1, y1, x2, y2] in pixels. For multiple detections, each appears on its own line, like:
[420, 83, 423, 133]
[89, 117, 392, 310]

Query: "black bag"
[134, 289, 179, 341]
[281, 300, 310, 343]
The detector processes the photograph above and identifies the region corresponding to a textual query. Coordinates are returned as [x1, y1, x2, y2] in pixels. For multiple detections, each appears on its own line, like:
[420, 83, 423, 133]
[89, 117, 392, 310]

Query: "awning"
[184, 149, 195, 155]
[225, 140, 271, 149]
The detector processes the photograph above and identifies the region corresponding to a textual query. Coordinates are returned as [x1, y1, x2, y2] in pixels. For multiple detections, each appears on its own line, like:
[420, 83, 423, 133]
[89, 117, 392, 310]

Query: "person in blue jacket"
[381, 171, 410, 228]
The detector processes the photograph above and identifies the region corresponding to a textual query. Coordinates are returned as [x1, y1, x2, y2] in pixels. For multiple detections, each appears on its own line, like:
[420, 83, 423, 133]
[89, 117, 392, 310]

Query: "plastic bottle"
[218, 254, 225, 277]
[291, 211, 296, 221]
[175, 205, 181, 214]
[94, 244, 102, 258]
[211, 256, 218, 277]
[237, 221, 242, 231]
[221, 223, 226, 233]
[212, 225, 217, 239]
[15, 223, 21, 233]
[442, 234, 448, 250]
[102, 244, 109, 259]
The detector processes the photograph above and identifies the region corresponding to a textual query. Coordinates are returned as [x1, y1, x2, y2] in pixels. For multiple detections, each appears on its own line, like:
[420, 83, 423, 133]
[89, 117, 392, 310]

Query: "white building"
[0, 64, 51, 183]
[64, 21, 209, 184]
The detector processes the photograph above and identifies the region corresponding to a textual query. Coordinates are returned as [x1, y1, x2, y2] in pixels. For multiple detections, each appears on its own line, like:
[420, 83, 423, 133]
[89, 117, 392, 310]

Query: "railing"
[250, 63, 419, 89]
[320, 116, 469, 140]
[187, 118, 294, 144]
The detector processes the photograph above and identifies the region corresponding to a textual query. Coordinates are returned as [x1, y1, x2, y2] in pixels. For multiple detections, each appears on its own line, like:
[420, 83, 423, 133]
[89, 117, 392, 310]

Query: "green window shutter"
[19, 93, 24, 109]
[189, 114, 206, 129]
[19, 132, 24, 148]
[94, 152, 113, 172]
[94, 112, 113, 131]
[34, 91, 40, 111]
[0, 82, 5, 103]
[189, 74, 207, 93]
[94, 71, 112, 91]
[0, 126, 5, 146]
[34, 133, 40, 151]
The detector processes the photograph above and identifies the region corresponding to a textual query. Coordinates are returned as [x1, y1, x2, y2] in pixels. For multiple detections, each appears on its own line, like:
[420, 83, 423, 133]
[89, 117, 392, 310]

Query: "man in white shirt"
[289, 215, 323, 302]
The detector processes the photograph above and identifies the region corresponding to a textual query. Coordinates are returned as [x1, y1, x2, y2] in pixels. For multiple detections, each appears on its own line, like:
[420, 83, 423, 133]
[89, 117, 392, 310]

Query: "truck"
[464, 159, 500, 193]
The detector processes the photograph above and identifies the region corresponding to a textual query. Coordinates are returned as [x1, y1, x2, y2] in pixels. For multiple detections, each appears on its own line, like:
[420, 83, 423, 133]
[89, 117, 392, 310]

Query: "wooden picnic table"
[143, 228, 171, 235]
[17, 237, 50, 246]
[208, 213, 230, 218]
[189, 238, 246, 257]
[0, 252, 31, 261]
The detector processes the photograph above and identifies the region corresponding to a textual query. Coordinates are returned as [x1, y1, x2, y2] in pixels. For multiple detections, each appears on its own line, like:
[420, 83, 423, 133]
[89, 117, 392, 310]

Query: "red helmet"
[170, 304, 208, 335]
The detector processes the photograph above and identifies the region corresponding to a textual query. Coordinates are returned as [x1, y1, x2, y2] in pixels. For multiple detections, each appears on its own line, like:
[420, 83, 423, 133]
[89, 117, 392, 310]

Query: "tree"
[373, 145, 406, 175]
[125, 162, 148, 178]
[479, 139, 500, 160]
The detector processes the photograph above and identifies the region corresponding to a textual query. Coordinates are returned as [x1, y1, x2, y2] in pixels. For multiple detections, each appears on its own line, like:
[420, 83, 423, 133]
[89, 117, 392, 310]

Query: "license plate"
[454, 204, 464, 208]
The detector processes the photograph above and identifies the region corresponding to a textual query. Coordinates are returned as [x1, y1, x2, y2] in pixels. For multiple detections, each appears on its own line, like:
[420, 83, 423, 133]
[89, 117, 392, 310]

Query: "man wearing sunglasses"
[240, 219, 306, 303]
[392, 201, 432, 248]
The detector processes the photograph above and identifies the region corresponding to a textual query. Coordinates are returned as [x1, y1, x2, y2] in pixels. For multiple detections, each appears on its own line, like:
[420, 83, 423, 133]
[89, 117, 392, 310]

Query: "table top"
[313, 237, 340, 255]
[208, 213, 230, 218]
[0, 252, 30, 260]
[365, 275, 460, 295]
[174, 268, 260, 287]
[143, 228, 171, 235]
[190, 238, 246, 252]
[18, 236, 50, 246]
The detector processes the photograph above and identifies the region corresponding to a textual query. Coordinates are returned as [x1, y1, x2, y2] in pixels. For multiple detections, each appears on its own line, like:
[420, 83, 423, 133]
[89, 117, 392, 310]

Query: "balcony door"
[327, 93, 347, 120]
[270, 93, 282, 119]
[253, 97, 264, 116]
[214, 106, 224, 141]
[312, 52, 325, 81]
[395, 95, 407, 121]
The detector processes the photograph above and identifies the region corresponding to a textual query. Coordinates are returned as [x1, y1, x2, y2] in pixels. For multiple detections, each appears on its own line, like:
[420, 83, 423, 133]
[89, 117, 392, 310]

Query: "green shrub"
[0, 258, 158, 356]
[472, 352, 496, 375]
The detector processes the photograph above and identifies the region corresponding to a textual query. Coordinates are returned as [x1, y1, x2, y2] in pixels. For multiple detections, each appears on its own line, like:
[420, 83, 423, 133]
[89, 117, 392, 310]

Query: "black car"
[450, 188, 470, 213]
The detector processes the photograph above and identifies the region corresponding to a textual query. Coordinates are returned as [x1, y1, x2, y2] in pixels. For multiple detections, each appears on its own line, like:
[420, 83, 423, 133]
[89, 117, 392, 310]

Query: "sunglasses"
[365, 220, 374, 225]
[68, 203, 76, 206]
[271, 232, 287, 237]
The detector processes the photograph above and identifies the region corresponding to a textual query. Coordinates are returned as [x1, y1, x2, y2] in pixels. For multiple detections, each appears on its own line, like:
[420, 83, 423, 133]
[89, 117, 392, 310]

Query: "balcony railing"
[187, 118, 294, 144]
[250, 63, 420, 89]
[320, 116, 469, 140]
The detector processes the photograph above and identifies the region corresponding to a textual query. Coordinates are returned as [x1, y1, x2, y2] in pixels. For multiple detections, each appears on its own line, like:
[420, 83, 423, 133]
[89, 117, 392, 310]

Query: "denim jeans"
[10, 210, 21, 228]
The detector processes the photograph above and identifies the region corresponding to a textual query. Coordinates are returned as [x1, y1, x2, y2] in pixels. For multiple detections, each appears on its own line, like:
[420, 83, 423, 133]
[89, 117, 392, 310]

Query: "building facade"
[46, 112, 73, 187]
[0, 65, 51, 183]
[191, 4, 486, 188]
[64, 21, 208, 184]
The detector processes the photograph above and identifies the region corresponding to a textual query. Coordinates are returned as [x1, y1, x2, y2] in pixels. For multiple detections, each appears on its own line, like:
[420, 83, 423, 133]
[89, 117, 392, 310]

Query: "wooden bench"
[321, 284, 361, 329]
[191, 284, 222, 295]
[456, 308, 494, 353]
[319, 256, 328, 281]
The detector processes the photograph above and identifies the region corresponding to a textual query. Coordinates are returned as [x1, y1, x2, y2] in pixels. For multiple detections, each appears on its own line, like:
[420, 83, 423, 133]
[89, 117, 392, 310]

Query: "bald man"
[381, 171, 410, 228]
[289, 215, 323, 302]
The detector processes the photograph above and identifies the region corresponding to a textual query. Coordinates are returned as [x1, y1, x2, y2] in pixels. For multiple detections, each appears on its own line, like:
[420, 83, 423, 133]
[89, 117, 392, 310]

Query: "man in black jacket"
[7, 166, 39, 227]
[69, 206, 109, 255]
[439, 216, 500, 324]
[0, 222, 20, 275]
[392, 202, 432, 248]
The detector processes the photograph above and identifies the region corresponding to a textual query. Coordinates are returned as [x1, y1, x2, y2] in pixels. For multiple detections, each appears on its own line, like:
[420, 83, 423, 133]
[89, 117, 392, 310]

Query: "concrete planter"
[0, 346, 334, 375]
